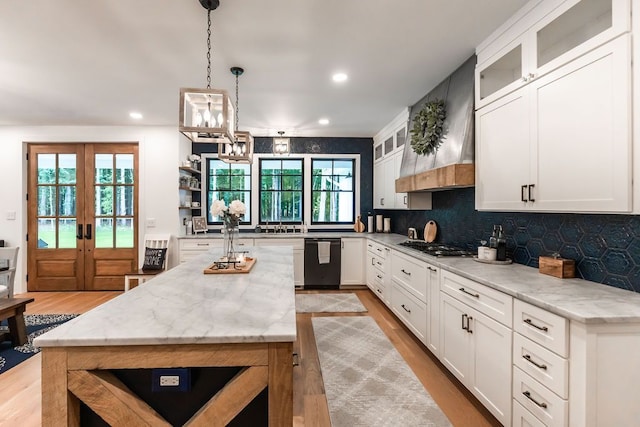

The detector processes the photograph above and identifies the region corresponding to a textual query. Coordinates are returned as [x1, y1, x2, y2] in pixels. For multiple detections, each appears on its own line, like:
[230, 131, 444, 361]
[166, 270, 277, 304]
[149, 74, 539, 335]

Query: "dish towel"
[318, 241, 331, 264]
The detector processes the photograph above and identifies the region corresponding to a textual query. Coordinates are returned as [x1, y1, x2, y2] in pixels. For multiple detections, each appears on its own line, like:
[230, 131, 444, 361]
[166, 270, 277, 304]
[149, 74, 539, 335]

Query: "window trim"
[310, 158, 356, 225]
[200, 153, 360, 231]
[203, 156, 252, 226]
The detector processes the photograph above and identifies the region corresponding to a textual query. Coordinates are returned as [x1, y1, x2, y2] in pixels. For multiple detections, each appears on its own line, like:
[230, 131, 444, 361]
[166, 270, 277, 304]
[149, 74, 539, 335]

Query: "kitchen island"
[34, 246, 296, 426]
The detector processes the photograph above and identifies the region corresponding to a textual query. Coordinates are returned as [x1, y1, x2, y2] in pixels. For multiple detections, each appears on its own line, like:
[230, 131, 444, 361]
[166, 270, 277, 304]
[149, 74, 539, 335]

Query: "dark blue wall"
[193, 136, 374, 219]
[377, 187, 640, 292]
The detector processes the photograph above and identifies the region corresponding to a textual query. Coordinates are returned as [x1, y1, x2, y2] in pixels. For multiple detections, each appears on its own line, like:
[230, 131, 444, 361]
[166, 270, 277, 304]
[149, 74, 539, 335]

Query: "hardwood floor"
[0, 289, 500, 426]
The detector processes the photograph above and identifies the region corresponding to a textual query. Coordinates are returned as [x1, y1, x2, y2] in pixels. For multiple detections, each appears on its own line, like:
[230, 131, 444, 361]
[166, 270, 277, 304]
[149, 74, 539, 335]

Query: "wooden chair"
[0, 247, 20, 298]
[124, 234, 171, 292]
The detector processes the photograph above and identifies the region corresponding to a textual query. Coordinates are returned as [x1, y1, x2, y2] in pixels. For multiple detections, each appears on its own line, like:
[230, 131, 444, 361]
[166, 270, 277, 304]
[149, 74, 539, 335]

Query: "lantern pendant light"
[179, 0, 235, 144]
[219, 67, 254, 163]
[273, 131, 290, 155]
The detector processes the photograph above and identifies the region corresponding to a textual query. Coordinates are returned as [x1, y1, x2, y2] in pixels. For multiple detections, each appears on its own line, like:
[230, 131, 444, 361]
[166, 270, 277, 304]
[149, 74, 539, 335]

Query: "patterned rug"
[312, 316, 451, 426]
[0, 314, 78, 374]
[296, 293, 367, 313]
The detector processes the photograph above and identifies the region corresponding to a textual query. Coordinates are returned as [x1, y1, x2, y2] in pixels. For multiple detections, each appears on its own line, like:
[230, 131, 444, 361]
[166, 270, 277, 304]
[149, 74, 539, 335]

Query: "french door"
[27, 143, 139, 291]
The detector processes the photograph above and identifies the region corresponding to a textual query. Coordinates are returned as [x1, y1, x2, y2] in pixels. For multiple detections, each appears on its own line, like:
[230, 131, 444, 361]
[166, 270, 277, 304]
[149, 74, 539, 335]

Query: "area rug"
[296, 293, 367, 313]
[0, 314, 78, 374]
[312, 316, 451, 426]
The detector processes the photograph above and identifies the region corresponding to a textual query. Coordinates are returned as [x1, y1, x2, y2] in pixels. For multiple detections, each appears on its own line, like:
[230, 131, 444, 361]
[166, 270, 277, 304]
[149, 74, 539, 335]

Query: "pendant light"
[219, 66, 254, 163]
[179, 0, 235, 144]
[273, 131, 290, 155]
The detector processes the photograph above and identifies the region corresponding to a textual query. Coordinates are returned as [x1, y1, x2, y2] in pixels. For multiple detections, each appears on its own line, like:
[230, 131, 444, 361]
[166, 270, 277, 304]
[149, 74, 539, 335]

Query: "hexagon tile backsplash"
[377, 187, 640, 293]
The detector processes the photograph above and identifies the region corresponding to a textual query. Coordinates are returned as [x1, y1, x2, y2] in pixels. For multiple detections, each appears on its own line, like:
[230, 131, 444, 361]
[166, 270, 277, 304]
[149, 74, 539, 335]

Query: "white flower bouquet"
[210, 199, 245, 228]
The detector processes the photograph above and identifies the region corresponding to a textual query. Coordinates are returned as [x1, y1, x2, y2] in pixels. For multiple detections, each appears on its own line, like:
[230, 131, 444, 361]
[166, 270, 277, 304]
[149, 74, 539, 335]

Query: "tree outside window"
[311, 159, 354, 224]
[207, 159, 251, 224]
[259, 159, 303, 223]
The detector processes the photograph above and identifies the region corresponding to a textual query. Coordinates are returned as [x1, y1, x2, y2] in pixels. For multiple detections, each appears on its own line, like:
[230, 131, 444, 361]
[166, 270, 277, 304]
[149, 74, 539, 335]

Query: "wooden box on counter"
[539, 256, 575, 278]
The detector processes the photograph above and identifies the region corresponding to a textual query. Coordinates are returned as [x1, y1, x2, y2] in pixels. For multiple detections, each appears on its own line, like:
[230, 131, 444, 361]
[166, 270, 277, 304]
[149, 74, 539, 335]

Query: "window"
[311, 159, 354, 224]
[207, 159, 251, 224]
[259, 159, 303, 223]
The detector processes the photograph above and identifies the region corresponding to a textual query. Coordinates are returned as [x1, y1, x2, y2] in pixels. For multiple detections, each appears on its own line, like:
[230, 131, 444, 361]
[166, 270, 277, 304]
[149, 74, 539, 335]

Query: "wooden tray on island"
[204, 257, 256, 274]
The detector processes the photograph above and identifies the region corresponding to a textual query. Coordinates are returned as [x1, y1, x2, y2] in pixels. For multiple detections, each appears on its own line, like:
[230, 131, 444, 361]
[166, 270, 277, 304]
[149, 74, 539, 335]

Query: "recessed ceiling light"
[332, 73, 348, 83]
[129, 112, 143, 120]
[318, 118, 330, 125]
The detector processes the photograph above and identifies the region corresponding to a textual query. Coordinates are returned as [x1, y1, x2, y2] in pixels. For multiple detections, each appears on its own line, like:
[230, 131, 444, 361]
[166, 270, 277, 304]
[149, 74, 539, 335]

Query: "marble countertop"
[366, 233, 640, 324]
[34, 246, 296, 347]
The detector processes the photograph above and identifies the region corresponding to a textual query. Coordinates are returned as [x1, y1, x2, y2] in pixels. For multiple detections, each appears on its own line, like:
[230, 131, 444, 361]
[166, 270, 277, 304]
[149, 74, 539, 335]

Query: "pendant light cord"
[235, 73, 239, 132]
[206, 9, 212, 89]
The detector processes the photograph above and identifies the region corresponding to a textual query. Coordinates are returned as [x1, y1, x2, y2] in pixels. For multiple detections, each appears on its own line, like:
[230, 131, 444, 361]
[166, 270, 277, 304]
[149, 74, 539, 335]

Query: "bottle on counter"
[496, 225, 507, 261]
[489, 225, 498, 249]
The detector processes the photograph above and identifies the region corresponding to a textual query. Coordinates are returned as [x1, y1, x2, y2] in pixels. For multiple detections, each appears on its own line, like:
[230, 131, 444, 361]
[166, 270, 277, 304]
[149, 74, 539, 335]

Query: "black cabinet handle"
[401, 269, 411, 276]
[528, 184, 535, 202]
[76, 224, 83, 240]
[521, 185, 527, 202]
[376, 288, 382, 294]
[401, 304, 411, 313]
[523, 354, 548, 370]
[427, 266, 437, 272]
[523, 391, 547, 408]
[459, 287, 480, 298]
[84, 224, 92, 240]
[462, 313, 468, 331]
[467, 316, 473, 334]
[524, 318, 548, 332]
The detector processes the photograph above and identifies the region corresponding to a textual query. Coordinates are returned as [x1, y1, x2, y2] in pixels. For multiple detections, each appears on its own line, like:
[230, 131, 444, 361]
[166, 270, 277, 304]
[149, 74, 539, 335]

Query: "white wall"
[0, 125, 188, 294]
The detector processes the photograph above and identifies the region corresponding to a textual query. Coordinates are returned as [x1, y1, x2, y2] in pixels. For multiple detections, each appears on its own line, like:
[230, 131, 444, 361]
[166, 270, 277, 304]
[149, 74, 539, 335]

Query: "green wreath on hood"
[410, 99, 446, 156]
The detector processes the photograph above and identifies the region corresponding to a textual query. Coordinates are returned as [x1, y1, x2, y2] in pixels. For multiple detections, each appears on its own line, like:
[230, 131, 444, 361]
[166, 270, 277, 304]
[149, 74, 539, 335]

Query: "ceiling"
[0, 0, 527, 137]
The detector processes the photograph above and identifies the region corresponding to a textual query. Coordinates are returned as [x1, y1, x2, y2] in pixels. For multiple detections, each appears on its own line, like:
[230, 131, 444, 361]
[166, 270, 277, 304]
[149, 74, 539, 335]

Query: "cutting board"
[353, 215, 365, 233]
[424, 220, 437, 243]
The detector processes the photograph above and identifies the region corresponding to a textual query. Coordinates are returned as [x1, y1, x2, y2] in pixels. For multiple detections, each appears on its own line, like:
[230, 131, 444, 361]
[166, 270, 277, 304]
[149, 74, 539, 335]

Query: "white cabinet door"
[382, 157, 396, 209]
[476, 89, 531, 210]
[373, 161, 385, 209]
[394, 153, 408, 209]
[341, 238, 364, 285]
[440, 293, 471, 384]
[470, 308, 513, 425]
[531, 34, 631, 212]
[426, 263, 440, 357]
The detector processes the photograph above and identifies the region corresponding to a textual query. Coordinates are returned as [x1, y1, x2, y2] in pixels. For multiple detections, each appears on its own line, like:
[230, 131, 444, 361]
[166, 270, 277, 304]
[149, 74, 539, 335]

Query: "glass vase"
[222, 225, 239, 263]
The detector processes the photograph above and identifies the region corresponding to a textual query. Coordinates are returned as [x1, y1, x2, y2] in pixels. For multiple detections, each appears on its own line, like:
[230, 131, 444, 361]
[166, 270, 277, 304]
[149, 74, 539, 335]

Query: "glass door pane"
[479, 45, 522, 100]
[95, 154, 135, 248]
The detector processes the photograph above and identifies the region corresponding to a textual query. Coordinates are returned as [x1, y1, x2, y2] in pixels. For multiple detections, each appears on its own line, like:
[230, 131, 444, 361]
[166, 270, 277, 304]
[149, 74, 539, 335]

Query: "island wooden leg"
[268, 342, 293, 427]
[42, 348, 80, 427]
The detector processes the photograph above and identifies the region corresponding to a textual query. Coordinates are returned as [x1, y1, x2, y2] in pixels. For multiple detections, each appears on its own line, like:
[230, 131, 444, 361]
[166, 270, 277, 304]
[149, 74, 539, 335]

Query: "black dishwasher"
[304, 238, 341, 289]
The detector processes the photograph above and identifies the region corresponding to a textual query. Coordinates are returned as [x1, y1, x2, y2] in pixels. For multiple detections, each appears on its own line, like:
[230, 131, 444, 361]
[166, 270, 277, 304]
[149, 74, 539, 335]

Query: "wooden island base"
[41, 341, 293, 426]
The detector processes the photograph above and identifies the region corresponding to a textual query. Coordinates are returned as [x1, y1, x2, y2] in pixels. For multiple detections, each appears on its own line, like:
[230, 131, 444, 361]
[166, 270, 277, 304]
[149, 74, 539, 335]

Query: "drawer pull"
[401, 304, 411, 313]
[376, 275, 383, 279]
[462, 313, 468, 331]
[401, 269, 411, 276]
[376, 261, 382, 266]
[523, 354, 548, 370]
[371, 258, 375, 266]
[459, 287, 480, 298]
[467, 316, 473, 334]
[376, 248, 383, 253]
[524, 318, 549, 332]
[196, 243, 210, 246]
[522, 391, 548, 409]
[376, 288, 382, 294]
[427, 266, 437, 272]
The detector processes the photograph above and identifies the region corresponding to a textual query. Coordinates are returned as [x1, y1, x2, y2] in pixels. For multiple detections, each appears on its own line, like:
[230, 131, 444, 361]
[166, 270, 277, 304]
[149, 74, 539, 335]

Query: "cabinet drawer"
[366, 240, 388, 259]
[391, 250, 428, 303]
[254, 238, 302, 249]
[441, 270, 513, 327]
[514, 333, 568, 399]
[514, 300, 568, 357]
[391, 281, 427, 343]
[369, 253, 386, 274]
[512, 399, 546, 427]
[180, 239, 222, 250]
[371, 278, 386, 300]
[513, 367, 568, 427]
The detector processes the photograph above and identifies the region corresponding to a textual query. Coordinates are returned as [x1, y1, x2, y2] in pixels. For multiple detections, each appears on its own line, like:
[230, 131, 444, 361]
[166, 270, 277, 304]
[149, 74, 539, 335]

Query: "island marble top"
[366, 233, 640, 324]
[34, 246, 296, 347]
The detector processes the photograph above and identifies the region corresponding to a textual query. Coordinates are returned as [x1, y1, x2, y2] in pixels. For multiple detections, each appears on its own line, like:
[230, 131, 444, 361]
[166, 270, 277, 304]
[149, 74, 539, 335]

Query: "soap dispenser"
[496, 225, 507, 261]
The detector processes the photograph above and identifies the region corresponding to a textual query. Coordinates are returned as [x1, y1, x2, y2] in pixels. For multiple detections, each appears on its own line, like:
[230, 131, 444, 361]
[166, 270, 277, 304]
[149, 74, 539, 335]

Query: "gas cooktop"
[398, 241, 475, 257]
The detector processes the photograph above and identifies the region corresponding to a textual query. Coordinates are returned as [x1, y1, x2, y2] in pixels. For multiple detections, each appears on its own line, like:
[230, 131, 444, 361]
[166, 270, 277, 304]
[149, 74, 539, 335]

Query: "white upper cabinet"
[373, 109, 409, 210]
[476, 0, 632, 212]
[476, 0, 629, 109]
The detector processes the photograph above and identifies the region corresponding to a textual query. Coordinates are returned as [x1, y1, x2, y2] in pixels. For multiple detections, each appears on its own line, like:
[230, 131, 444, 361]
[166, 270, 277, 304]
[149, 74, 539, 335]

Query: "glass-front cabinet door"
[476, 38, 527, 108]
